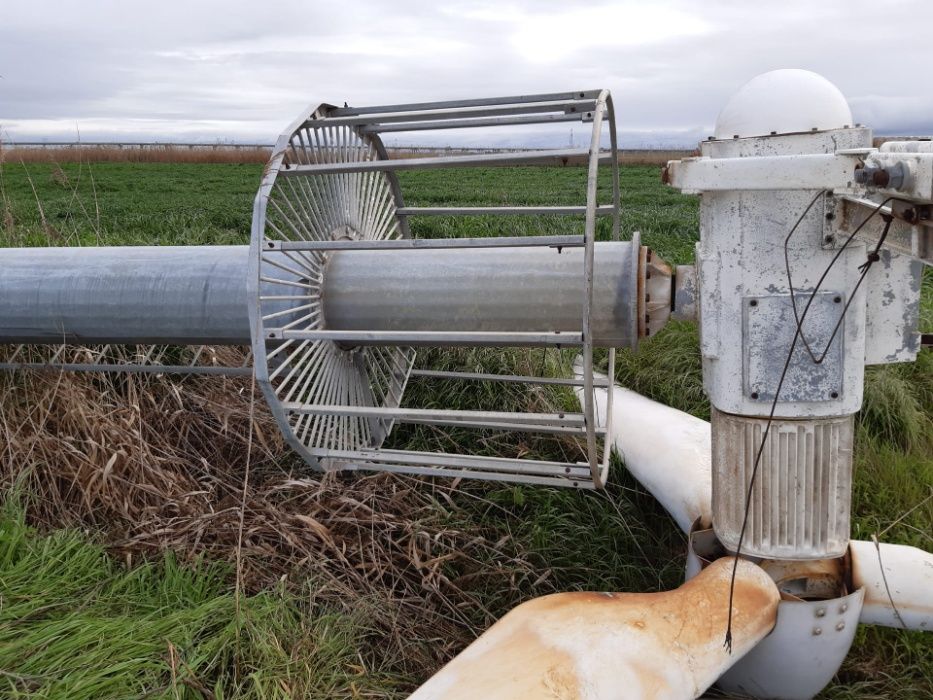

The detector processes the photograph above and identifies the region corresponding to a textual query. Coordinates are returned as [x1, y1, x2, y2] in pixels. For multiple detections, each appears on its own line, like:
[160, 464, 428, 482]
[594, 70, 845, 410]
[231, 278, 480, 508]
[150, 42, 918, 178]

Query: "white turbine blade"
[573, 358, 712, 533]
[849, 539, 933, 631]
[408, 557, 779, 700]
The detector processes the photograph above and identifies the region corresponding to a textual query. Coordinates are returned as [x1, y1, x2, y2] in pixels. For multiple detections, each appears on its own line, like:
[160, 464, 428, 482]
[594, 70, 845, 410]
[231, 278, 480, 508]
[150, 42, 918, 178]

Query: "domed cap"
[713, 69, 853, 140]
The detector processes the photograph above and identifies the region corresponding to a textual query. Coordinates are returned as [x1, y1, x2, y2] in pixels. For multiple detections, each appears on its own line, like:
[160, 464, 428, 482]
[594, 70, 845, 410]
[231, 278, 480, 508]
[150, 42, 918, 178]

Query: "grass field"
[0, 159, 931, 699]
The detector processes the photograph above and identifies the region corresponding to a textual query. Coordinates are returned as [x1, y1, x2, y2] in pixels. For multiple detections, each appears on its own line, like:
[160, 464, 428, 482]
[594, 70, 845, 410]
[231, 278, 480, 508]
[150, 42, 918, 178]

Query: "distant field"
[0, 143, 692, 166]
[0, 161, 930, 698]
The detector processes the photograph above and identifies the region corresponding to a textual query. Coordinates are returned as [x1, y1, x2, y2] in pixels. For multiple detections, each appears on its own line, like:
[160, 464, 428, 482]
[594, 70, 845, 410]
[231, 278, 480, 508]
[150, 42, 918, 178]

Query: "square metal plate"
[743, 292, 844, 403]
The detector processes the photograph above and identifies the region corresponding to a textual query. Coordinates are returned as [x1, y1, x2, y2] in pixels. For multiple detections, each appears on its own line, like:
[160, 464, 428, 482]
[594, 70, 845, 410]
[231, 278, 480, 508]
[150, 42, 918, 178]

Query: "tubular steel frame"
[249, 89, 621, 489]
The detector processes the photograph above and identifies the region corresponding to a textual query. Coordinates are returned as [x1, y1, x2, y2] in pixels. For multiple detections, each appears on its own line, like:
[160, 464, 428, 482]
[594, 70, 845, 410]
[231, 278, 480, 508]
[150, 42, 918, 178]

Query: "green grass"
[0, 159, 931, 698]
[0, 499, 404, 699]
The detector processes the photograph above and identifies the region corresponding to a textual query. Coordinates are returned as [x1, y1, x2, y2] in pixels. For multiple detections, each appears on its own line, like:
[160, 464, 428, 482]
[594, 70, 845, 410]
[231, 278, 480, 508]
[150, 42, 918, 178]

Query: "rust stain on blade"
[409, 558, 779, 700]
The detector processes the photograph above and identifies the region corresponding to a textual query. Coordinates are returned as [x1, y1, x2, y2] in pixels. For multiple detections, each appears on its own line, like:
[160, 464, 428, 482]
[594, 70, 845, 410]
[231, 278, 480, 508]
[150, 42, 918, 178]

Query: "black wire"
[787, 197, 899, 364]
[723, 194, 893, 652]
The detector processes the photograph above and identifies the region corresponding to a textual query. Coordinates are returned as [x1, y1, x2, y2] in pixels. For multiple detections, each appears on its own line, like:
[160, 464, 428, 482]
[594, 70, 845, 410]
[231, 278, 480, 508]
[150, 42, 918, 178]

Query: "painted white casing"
[713, 69, 854, 140]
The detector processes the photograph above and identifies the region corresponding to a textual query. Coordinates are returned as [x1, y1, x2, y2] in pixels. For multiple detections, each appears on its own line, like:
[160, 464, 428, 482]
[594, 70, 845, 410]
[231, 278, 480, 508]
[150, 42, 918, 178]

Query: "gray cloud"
[2, 1, 931, 146]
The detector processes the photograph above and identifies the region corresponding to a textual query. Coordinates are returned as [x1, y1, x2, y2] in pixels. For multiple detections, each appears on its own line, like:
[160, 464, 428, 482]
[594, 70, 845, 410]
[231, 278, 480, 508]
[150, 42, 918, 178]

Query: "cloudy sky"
[2, 0, 932, 147]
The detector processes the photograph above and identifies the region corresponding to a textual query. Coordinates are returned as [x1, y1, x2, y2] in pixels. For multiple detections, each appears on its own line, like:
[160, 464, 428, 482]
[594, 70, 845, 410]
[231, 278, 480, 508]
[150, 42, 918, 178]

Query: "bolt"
[816, 607, 827, 618]
[749, 299, 758, 307]
[836, 621, 846, 631]
[833, 295, 842, 303]
[813, 627, 823, 636]
[840, 603, 848, 613]
[824, 235, 835, 244]
[831, 391, 839, 399]
[750, 392, 759, 400]
[825, 212, 835, 221]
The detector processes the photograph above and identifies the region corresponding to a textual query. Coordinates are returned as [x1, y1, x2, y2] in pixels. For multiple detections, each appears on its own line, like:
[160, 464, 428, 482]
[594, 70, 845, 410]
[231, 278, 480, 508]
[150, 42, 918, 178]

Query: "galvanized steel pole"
[0, 241, 645, 348]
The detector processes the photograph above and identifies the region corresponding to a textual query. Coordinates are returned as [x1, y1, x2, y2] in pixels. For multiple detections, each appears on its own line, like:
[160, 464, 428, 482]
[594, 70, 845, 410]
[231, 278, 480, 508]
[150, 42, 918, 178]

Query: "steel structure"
[0, 89, 674, 491]
[1, 73, 931, 699]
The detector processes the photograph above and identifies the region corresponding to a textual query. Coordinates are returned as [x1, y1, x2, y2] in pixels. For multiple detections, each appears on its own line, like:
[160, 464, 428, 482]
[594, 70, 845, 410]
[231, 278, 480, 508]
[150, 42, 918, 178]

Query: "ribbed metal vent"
[711, 409, 854, 559]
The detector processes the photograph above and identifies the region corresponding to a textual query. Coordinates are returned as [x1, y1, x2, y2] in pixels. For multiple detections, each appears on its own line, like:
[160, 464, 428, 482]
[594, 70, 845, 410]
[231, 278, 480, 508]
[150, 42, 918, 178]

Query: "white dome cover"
[713, 69, 853, 140]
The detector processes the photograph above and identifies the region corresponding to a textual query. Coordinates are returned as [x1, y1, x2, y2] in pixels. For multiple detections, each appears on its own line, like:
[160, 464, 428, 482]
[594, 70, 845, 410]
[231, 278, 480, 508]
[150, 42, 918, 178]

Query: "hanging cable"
[786, 197, 900, 364]
[723, 194, 894, 652]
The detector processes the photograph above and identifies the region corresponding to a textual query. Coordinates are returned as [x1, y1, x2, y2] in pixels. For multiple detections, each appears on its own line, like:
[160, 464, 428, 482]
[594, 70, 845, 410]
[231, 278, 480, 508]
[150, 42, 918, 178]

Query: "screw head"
[813, 627, 823, 636]
[816, 607, 827, 618]
[836, 621, 846, 631]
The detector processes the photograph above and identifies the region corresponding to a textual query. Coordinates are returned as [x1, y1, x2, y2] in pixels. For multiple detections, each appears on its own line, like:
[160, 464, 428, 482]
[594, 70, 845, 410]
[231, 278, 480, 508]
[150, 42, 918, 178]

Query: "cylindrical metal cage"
[247, 90, 625, 488]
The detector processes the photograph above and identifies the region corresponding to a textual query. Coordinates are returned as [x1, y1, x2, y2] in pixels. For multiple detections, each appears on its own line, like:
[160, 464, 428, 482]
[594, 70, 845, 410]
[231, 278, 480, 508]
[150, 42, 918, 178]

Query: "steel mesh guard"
[250, 111, 414, 464]
[248, 91, 621, 488]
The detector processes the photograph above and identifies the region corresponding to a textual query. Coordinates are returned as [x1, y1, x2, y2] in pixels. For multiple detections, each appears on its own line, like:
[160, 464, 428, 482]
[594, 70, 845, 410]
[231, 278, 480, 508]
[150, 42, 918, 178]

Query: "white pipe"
[849, 539, 933, 631]
[580, 368, 933, 632]
[409, 557, 779, 700]
[575, 363, 712, 533]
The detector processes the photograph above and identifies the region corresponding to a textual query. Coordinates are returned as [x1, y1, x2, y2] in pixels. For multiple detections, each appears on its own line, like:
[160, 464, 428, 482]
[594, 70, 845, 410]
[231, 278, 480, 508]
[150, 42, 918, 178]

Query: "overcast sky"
[2, 0, 932, 147]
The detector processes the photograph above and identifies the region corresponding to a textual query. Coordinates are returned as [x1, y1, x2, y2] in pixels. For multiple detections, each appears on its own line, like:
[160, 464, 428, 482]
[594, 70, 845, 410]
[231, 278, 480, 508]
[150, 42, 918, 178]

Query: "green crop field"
[0, 160, 930, 698]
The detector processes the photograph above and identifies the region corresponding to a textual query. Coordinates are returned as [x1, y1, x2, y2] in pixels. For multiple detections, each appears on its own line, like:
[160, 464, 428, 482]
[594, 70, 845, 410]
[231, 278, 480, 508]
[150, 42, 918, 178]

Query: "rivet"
[750, 391, 759, 400]
[749, 299, 758, 307]
[833, 295, 842, 303]
[840, 603, 848, 613]
[813, 627, 822, 636]
[836, 621, 846, 631]
[816, 607, 826, 618]
[830, 391, 839, 399]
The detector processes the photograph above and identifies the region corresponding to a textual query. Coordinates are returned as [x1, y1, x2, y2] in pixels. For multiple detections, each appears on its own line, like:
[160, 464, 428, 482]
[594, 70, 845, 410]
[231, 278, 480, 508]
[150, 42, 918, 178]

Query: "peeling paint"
[410, 558, 779, 700]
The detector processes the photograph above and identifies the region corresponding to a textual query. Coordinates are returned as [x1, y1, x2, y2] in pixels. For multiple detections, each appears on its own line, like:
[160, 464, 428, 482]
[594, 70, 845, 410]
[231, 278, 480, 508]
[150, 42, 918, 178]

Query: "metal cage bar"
[250, 88, 622, 488]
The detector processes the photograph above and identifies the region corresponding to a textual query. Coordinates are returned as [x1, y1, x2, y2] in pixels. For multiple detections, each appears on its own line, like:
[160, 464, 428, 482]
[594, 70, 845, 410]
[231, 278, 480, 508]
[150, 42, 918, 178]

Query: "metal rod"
[395, 206, 614, 216]
[328, 90, 602, 117]
[307, 100, 598, 127]
[377, 418, 595, 435]
[409, 369, 611, 387]
[267, 235, 585, 251]
[271, 329, 585, 347]
[359, 112, 592, 133]
[279, 149, 613, 176]
[311, 447, 593, 476]
[282, 404, 585, 425]
[0, 362, 252, 376]
[324, 460, 595, 488]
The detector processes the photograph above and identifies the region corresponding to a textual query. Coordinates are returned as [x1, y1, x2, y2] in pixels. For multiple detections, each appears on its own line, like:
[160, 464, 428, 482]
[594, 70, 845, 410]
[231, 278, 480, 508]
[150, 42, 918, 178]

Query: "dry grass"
[0, 144, 272, 164]
[0, 345, 552, 678]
